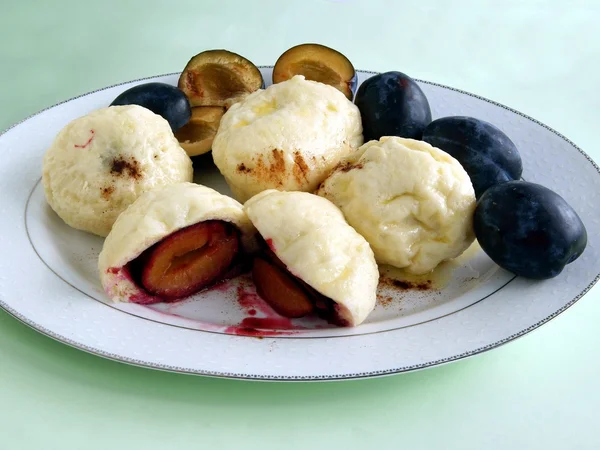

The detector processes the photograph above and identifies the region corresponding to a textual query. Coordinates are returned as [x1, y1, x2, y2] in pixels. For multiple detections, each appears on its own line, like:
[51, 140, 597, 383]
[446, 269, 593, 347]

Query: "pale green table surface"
[1, 1, 599, 449]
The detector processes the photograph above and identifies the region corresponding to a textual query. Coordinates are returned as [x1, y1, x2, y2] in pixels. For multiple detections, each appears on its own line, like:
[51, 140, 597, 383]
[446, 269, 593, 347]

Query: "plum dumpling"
[42, 105, 193, 237]
[211, 75, 363, 203]
[99, 182, 257, 304]
[244, 190, 378, 327]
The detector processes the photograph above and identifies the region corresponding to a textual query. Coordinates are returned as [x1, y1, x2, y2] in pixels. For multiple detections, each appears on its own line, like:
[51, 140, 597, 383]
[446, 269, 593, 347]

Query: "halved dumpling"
[272, 43, 357, 99]
[99, 182, 257, 304]
[178, 50, 264, 108]
[175, 106, 225, 157]
[244, 190, 378, 327]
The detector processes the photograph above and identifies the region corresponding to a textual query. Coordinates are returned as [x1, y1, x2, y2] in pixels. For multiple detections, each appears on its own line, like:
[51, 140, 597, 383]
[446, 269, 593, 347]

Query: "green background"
[1, 1, 599, 448]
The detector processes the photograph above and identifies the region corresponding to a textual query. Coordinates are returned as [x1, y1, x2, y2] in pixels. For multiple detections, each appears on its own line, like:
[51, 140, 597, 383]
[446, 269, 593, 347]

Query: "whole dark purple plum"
[474, 181, 587, 279]
[422, 116, 522, 198]
[354, 71, 431, 141]
[111, 82, 191, 132]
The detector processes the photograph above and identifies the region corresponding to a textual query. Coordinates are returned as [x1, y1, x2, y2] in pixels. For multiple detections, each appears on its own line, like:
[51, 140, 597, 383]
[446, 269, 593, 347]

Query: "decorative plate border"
[0, 68, 598, 381]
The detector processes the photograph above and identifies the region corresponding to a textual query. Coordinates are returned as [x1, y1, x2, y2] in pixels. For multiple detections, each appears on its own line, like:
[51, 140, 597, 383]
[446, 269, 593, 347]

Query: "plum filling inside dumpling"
[126, 220, 243, 302]
[251, 239, 350, 326]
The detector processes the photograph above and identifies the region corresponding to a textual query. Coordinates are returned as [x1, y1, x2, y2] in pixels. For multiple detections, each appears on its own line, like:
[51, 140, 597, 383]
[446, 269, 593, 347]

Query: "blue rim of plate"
[0, 67, 599, 381]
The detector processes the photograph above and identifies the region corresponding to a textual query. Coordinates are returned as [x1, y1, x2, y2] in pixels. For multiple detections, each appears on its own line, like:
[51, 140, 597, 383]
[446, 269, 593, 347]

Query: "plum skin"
[474, 181, 587, 279]
[354, 71, 432, 141]
[111, 82, 191, 132]
[423, 116, 522, 198]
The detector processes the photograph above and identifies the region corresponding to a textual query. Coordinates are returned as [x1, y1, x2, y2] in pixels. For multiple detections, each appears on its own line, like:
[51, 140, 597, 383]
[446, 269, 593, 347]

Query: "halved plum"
[134, 220, 239, 300]
[178, 50, 264, 108]
[272, 43, 357, 99]
[174, 106, 225, 157]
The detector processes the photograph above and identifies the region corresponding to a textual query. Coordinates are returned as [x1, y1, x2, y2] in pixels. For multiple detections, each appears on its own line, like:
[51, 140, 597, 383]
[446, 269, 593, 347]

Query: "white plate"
[0, 68, 598, 380]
